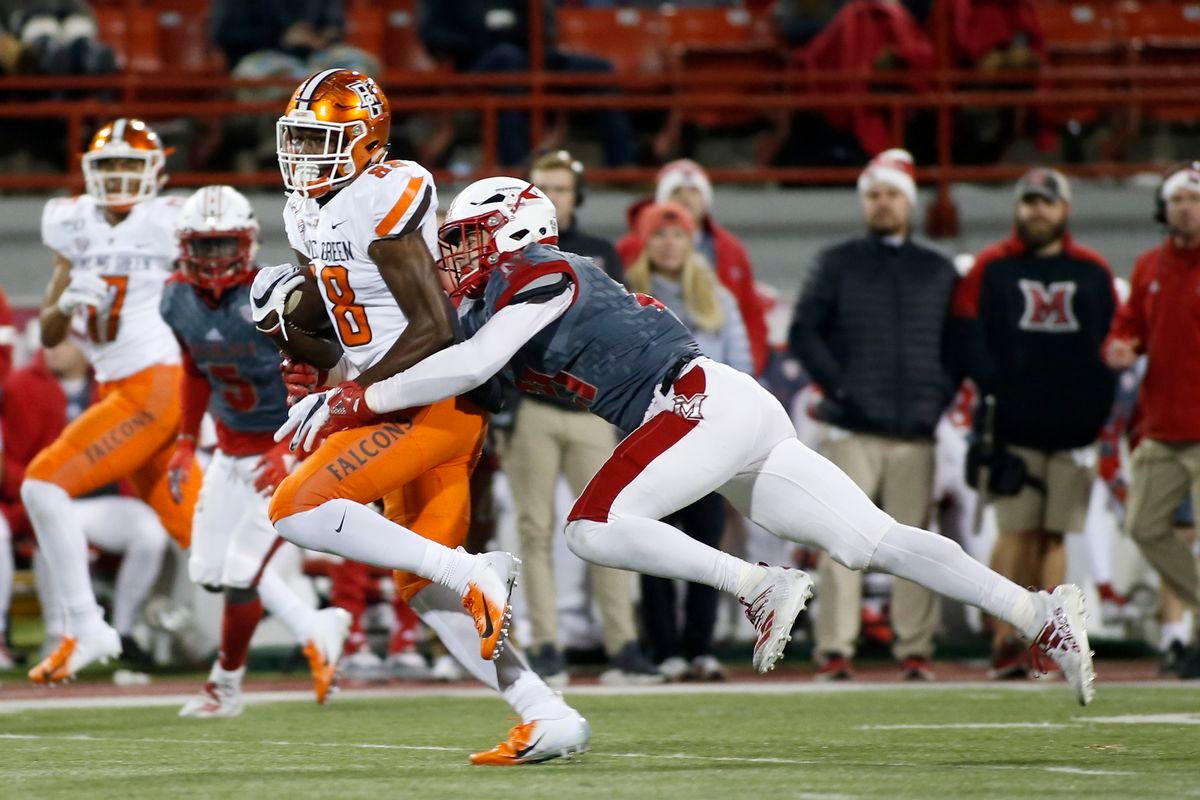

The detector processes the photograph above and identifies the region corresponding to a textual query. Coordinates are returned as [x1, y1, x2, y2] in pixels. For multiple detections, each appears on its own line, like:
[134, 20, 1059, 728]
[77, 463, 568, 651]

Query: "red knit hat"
[636, 201, 697, 242]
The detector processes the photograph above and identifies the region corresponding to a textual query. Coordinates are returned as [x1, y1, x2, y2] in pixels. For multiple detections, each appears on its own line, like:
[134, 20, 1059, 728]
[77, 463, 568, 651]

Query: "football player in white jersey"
[253, 69, 587, 763]
[164, 186, 352, 717]
[23, 118, 203, 683]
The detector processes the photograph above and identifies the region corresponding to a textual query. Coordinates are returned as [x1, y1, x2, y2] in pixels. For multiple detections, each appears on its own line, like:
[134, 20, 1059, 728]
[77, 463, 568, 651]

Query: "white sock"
[409, 584, 571, 722]
[210, 661, 246, 688]
[274, 499, 475, 592]
[564, 517, 752, 595]
[0, 515, 13, 627]
[22, 480, 105, 634]
[33, 550, 65, 640]
[110, 522, 167, 636]
[868, 523, 1040, 640]
[257, 568, 318, 643]
[1160, 620, 1189, 651]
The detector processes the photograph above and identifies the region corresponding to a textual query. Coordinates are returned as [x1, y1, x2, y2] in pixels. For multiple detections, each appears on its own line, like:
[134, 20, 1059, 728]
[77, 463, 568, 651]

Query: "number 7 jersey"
[41, 194, 182, 382]
[282, 159, 439, 378]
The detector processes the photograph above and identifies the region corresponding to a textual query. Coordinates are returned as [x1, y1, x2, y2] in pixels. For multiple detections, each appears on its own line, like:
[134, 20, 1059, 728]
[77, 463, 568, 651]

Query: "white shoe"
[386, 650, 431, 680]
[179, 666, 246, 718]
[460, 550, 520, 661]
[430, 654, 466, 682]
[303, 607, 352, 704]
[658, 656, 690, 682]
[738, 565, 814, 673]
[28, 623, 122, 684]
[1030, 584, 1096, 706]
[469, 713, 591, 765]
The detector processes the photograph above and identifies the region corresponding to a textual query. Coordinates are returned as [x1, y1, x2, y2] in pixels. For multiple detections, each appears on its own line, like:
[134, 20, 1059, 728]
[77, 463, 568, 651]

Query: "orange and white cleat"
[302, 606, 352, 704]
[461, 551, 520, 661]
[469, 714, 591, 766]
[28, 624, 122, 685]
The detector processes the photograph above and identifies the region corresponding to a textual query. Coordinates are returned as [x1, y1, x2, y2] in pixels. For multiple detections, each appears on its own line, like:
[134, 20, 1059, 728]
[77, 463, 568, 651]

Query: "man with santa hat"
[789, 149, 960, 681]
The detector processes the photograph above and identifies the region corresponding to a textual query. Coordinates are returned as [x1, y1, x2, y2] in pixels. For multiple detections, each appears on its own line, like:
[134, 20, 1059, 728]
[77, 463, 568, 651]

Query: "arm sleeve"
[1107, 254, 1150, 352]
[365, 287, 574, 413]
[787, 251, 845, 397]
[177, 346, 211, 440]
[718, 287, 754, 375]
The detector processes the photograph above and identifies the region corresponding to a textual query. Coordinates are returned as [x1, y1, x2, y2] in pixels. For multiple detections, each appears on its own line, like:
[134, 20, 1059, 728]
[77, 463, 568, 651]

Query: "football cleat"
[303, 606, 352, 704]
[28, 624, 121, 685]
[469, 714, 591, 766]
[461, 551, 520, 661]
[815, 654, 854, 682]
[179, 667, 246, 719]
[739, 564, 814, 673]
[1029, 584, 1096, 706]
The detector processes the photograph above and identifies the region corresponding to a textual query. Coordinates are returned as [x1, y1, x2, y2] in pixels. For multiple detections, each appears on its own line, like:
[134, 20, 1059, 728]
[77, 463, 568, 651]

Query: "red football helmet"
[177, 185, 260, 297]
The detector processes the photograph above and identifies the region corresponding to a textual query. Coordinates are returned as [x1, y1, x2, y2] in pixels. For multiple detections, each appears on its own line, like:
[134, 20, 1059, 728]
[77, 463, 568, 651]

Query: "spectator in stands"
[417, 0, 634, 167]
[789, 149, 958, 681]
[627, 201, 752, 681]
[955, 168, 1116, 679]
[499, 150, 656, 688]
[618, 160, 769, 375]
[212, 0, 346, 69]
[1105, 162, 1200, 679]
[793, 1, 933, 159]
[3, 1, 116, 76]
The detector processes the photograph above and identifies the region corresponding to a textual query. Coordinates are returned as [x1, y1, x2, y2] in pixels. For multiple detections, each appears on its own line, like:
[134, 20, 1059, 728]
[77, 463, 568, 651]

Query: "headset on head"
[1155, 160, 1200, 225]
[531, 149, 587, 208]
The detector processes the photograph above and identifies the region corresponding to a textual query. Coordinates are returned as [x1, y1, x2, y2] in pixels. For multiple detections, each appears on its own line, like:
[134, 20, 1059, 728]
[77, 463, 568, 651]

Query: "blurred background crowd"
[1, 0, 1199, 685]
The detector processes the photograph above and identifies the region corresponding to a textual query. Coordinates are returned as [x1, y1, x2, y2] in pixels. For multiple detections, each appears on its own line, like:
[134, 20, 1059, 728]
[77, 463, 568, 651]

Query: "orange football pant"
[25, 363, 201, 548]
[269, 396, 486, 602]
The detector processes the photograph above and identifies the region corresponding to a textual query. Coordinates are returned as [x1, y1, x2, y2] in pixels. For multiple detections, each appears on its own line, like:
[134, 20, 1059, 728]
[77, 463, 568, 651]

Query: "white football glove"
[56, 272, 110, 315]
[250, 263, 307, 339]
[275, 389, 331, 453]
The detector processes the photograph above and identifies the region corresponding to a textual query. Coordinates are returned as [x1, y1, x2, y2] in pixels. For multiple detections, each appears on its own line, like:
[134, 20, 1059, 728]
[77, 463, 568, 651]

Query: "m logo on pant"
[672, 393, 707, 421]
[1018, 279, 1079, 332]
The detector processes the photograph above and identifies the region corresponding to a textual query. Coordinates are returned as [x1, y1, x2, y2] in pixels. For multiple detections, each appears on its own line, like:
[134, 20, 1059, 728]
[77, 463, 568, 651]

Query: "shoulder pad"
[360, 160, 437, 240]
[495, 261, 576, 310]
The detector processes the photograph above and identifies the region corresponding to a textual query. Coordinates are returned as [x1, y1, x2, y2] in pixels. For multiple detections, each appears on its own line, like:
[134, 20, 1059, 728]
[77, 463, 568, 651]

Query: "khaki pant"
[992, 445, 1093, 534]
[1126, 439, 1200, 611]
[814, 430, 939, 661]
[501, 399, 637, 655]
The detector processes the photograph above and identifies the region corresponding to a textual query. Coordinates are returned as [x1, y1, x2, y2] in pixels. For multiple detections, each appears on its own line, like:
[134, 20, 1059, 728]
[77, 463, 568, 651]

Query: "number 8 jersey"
[282, 159, 439, 377]
[41, 194, 182, 382]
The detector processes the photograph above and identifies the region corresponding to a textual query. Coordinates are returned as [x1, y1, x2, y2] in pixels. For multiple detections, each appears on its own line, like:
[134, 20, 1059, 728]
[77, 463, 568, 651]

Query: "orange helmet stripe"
[375, 175, 424, 237]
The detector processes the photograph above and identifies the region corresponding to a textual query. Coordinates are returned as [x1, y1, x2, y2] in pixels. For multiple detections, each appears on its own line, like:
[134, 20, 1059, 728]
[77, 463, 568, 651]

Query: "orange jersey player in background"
[23, 118, 203, 684]
[254, 69, 588, 764]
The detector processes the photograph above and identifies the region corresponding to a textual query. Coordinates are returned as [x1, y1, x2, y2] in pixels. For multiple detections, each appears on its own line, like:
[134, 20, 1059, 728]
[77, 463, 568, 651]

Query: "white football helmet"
[176, 185, 260, 296]
[438, 177, 558, 298]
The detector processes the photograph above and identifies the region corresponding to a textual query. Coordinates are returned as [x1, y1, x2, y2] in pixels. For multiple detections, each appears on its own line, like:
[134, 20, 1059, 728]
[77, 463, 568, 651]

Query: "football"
[282, 270, 331, 337]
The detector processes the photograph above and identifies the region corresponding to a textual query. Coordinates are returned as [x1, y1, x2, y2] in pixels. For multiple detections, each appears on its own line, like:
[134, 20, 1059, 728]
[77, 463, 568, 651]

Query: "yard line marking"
[1044, 767, 1135, 776]
[1075, 713, 1200, 725]
[602, 751, 822, 766]
[860, 722, 1069, 730]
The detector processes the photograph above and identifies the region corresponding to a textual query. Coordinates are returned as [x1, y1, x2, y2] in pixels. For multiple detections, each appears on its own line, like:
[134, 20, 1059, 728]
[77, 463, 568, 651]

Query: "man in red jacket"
[1106, 162, 1200, 677]
[617, 159, 769, 375]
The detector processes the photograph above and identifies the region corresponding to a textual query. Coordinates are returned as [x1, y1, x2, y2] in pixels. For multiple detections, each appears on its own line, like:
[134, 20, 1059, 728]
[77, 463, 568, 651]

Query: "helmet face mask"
[438, 178, 559, 298]
[276, 70, 390, 199]
[176, 185, 260, 298]
[82, 119, 167, 211]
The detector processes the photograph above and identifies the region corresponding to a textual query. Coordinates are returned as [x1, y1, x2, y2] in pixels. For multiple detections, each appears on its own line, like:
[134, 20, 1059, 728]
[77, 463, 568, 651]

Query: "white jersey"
[41, 194, 182, 382]
[282, 159, 439, 378]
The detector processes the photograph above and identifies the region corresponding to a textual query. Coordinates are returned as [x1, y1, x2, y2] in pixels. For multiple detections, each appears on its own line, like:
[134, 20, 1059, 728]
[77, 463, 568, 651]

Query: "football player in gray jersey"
[282, 178, 1099, 707]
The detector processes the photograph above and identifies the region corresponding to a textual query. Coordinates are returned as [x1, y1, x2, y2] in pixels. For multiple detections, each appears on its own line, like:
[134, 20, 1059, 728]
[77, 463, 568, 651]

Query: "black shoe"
[1177, 642, 1200, 680]
[528, 643, 569, 688]
[1159, 640, 1187, 676]
[600, 642, 664, 686]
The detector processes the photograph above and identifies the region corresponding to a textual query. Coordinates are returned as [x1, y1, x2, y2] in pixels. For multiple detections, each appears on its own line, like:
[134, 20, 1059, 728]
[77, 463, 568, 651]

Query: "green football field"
[0, 683, 1196, 799]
